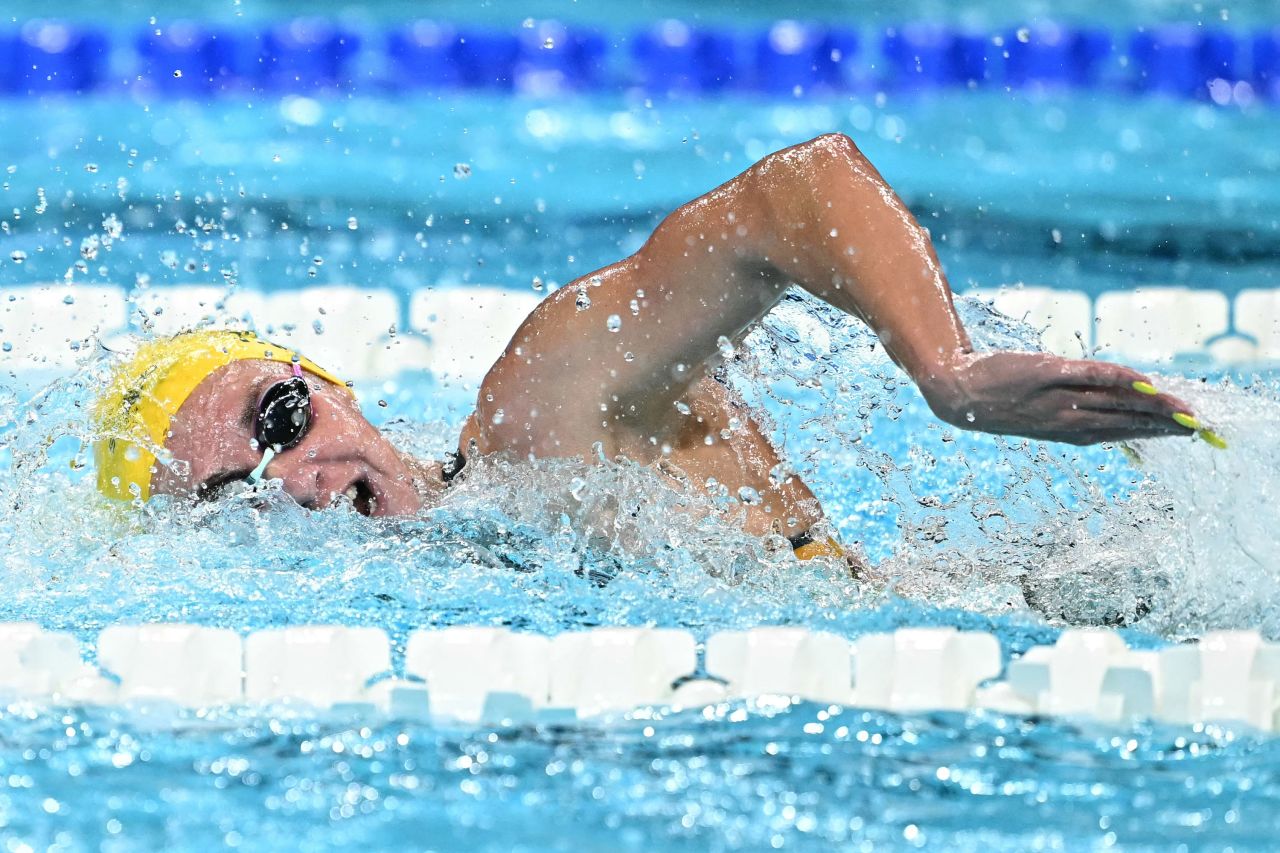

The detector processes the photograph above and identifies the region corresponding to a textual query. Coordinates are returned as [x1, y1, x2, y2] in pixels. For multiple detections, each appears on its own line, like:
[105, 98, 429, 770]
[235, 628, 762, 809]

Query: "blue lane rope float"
[2, 19, 1279, 101]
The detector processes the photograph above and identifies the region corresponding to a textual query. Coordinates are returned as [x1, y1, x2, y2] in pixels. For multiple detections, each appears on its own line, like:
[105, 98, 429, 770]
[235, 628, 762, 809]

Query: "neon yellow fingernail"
[1172, 412, 1200, 430]
[1197, 429, 1228, 450]
[1132, 381, 1158, 396]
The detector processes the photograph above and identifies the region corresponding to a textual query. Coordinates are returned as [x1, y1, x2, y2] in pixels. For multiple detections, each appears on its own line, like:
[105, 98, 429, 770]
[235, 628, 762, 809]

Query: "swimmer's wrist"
[913, 349, 976, 428]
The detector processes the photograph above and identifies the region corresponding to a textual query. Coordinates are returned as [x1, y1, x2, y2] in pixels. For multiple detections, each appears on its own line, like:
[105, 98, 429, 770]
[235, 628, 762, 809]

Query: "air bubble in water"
[606, 314, 621, 332]
[531, 276, 544, 292]
[347, 217, 358, 230]
[965, 411, 976, 423]
[575, 289, 592, 311]
[737, 486, 761, 505]
[84, 163, 99, 173]
[312, 319, 324, 335]
[173, 69, 183, 78]
[717, 335, 736, 359]
[453, 163, 472, 179]
[10, 250, 26, 263]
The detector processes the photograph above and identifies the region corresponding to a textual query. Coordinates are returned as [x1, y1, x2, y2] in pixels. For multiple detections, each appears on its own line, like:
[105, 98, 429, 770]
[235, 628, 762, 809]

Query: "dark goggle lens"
[255, 376, 311, 450]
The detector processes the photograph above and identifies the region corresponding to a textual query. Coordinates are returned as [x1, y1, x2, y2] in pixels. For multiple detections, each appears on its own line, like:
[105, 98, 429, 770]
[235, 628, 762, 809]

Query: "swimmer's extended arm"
[475, 133, 1194, 456]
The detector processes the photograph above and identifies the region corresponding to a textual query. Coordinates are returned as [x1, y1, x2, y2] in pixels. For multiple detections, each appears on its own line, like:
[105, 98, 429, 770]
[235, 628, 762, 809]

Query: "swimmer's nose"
[259, 449, 325, 509]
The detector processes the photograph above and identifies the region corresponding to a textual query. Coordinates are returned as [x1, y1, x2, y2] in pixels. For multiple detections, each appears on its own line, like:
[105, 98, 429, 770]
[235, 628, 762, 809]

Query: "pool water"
[3, 68, 1280, 850]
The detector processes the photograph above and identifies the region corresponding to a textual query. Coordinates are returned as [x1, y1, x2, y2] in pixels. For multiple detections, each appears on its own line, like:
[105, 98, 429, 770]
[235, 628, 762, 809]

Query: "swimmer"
[93, 134, 1200, 562]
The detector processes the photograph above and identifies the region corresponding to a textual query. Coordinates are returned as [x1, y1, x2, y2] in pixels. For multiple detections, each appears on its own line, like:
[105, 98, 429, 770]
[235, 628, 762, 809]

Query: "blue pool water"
[4, 25, 1280, 852]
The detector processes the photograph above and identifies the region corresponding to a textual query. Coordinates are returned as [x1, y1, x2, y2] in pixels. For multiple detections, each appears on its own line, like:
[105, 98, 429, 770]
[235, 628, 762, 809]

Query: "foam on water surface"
[1, 290, 1277, 645]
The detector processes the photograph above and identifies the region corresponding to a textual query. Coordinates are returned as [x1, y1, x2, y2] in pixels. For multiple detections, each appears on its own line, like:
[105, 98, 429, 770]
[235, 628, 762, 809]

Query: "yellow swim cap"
[92, 329, 349, 501]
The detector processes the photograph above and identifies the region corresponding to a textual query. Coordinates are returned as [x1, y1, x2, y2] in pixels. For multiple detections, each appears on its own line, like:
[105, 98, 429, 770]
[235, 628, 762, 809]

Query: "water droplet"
[346, 216, 358, 230]
[1016, 27, 1031, 43]
[84, 163, 99, 173]
[574, 289, 592, 311]
[674, 401, 691, 415]
[123, 445, 141, 462]
[9, 250, 26, 263]
[737, 486, 761, 505]
[1, 342, 11, 353]
[623, 351, 635, 362]
[378, 399, 388, 408]
[531, 276, 544, 292]
[716, 335, 735, 359]
[965, 411, 976, 423]
[491, 409, 505, 425]
[453, 163, 472, 179]
[629, 299, 640, 316]
[543, 37, 555, 49]
[606, 314, 621, 332]
[768, 463, 793, 487]
[172, 69, 183, 78]
[312, 319, 324, 334]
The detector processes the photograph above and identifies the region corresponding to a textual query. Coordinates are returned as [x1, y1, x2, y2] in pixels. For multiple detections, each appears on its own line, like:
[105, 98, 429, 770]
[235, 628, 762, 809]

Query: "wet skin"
[153, 359, 442, 517]
[153, 133, 1198, 533]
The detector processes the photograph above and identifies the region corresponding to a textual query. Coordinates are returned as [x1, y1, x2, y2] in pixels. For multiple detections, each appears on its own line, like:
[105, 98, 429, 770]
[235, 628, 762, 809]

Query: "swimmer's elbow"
[765, 133, 868, 186]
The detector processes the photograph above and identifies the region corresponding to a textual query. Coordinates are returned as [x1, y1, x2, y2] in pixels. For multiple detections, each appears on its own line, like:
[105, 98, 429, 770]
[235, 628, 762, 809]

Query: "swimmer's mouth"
[341, 479, 378, 517]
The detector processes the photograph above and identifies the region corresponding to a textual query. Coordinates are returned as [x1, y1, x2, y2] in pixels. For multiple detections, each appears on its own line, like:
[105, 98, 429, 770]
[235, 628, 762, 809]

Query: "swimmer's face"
[151, 359, 440, 516]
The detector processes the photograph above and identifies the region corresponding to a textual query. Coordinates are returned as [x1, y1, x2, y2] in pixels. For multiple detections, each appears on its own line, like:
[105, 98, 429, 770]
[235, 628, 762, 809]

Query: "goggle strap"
[247, 445, 276, 485]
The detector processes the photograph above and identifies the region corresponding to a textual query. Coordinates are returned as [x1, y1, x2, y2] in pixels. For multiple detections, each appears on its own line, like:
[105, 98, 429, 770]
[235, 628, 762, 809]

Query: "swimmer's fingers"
[1046, 358, 1152, 390]
[1045, 360, 1198, 420]
[1047, 411, 1193, 445]
[1052, 386, 1195, 421]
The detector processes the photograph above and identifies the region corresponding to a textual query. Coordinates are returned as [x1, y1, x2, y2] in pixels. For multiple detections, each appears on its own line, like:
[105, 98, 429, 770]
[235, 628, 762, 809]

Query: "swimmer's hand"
[923, 351, 1196, 445]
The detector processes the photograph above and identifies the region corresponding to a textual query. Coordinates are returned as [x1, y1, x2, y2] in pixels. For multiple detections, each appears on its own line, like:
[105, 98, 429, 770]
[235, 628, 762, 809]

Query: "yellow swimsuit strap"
[793, 536, 847, 561]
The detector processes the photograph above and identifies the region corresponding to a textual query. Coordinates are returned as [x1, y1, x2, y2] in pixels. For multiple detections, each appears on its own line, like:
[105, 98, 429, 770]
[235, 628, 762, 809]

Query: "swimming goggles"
[246, 363, 312, 485]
